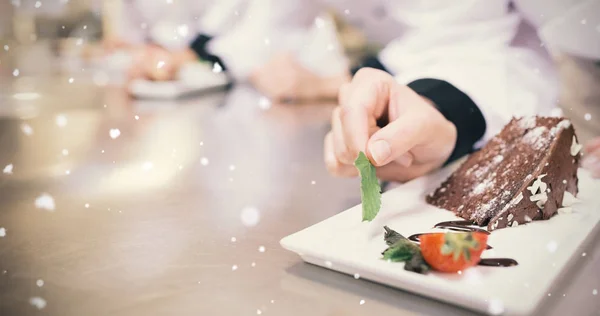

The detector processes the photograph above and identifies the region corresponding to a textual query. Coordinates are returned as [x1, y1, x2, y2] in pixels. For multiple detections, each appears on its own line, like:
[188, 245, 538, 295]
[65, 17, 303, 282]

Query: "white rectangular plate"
[280, 168, 600, 316]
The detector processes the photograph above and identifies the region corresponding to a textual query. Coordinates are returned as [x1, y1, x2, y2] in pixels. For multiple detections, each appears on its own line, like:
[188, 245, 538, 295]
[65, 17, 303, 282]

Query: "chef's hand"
[583, 137, 600, 178]
[324, 68, 457, 183]
[250, 53, 350, 102]
[128, 46, 197, 82]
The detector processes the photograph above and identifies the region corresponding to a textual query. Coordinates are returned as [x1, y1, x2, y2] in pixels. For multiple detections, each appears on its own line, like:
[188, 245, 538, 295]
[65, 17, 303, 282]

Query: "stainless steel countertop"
[0, 78, 598, 316]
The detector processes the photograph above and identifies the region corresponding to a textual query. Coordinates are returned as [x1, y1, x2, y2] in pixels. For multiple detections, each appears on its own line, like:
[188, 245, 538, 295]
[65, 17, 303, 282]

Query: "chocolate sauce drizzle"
[409, 220, 518, 267]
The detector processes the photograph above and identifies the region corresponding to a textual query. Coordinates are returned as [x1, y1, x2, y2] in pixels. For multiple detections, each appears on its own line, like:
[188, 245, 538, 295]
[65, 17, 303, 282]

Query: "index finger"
[339, 68, 396, 161]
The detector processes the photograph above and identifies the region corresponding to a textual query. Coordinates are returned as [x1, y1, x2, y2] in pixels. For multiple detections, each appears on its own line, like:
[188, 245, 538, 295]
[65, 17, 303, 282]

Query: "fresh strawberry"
[419, 232, 488, 273]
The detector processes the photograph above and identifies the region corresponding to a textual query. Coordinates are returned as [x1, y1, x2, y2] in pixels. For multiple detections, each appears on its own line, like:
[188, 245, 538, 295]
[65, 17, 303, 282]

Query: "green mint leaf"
[383, 226, 406, 246]
[382, 226, 430, 274]
[382, 240, 418, 262]
[354, 152, 381, 222]
[403, 252, 430, 274]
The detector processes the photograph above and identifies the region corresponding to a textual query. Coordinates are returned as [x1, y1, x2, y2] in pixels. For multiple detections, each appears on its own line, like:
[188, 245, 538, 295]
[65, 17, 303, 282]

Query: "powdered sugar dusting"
[551, 119, 571, 135]
[518, 116, 537, 130]
[473, 178, 495, 195]
[522, 126, 550, 150]
[472, 196, 500, 221]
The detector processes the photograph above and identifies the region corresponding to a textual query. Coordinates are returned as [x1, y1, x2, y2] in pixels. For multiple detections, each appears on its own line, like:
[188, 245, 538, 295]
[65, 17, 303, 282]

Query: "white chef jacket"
[210, 0, 564, 144]
[116, 0, 247, 51]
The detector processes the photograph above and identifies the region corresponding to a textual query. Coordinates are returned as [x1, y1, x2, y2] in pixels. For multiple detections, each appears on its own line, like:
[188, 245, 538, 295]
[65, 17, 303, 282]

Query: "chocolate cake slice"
[426, 116, 581, 231]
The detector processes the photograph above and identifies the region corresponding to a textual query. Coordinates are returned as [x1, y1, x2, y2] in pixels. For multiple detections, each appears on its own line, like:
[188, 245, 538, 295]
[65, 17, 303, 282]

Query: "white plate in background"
[129, 62, 229, 99]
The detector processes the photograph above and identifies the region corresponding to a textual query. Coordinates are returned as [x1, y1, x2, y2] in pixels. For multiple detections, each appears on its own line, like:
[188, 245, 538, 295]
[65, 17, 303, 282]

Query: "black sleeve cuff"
[350, 55, 390, 76]
[407, 78, 486, 165]
[189, 34, 227, 71]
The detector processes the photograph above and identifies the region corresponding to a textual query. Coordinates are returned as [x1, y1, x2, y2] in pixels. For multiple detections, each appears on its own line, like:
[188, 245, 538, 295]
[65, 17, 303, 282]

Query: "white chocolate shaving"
[530, 193, 548, 208]
[570, 136, 582, 156]
[524, 215, 533, 222]
[527, 175, 548, 209]
[511, 221, 519, 227]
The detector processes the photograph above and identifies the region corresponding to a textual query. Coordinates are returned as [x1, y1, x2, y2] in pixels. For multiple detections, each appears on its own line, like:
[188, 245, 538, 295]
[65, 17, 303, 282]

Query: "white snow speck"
[21, 123, 33, 135]
[264, 38, 270, 45]
[251, 262, 256, 267]
[13, 69, 20, 77]
[231, 265, 238, 271]
[325, 261, 332, 268]
[258, 97, 271, 110]
[582, 252, 587, 257]
[55, 114, 67, 127]
[241, 206, 260, 227]
[258, 246, 266, 253]
[177, 24, 189, 37]
[29, 297, 46, 309]
[62, 149, 69, 156]
[200, 157, 209, 166]
[76, 38, 83, 46]
[546, 241, 558, 253]
[35, 193, 55, 211]
[270, 300, 275, 304]
[65, 170, 70, 175]
[134, 115, 140, 120]
[109, 128, 121, 139]
[212, 62, 223, 73]
[256, 309, 262, 315]
[230, 237, 236, 242]
[548, 293, 552, 296]
[0, 227, 6, 237]
[488, 299, 504, 315]
[142, 162, 153, 171]
[359, 299, 365, 305]
[593, 289, 597, 295]
[581, 19, 587, 24]
[3, 164, 13, 174]
[344, 9, 350, 14]
[354, 273, 360, 279]
[68, 78, 74, 83]
[229, 165, 236, 171]
[314, 17, 325, 28]
[83, 25, 87, 30]
[311, 180, 316, 185]
[166, 0, 172, 3]
[156, 61, 165, 69]
[84, 203, 90, 208]
[584, 113, 591, 121]
[36, 279, 44, 287]
[3, 45, 8, 51]
[34, 1, 41, 8]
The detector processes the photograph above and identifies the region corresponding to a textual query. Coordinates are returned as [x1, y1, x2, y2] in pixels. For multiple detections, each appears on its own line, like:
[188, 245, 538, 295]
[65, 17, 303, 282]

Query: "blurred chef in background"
[104, 0, 246, 81]
[308, 0, 600, 182]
